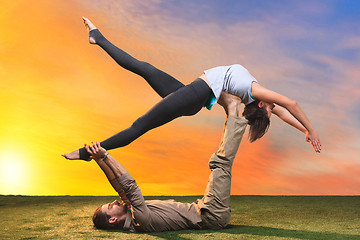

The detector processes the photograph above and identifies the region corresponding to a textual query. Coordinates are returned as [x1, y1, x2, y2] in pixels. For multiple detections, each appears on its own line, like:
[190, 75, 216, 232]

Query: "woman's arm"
[272, 105, 307, 133]
[252, 83, 322, 152]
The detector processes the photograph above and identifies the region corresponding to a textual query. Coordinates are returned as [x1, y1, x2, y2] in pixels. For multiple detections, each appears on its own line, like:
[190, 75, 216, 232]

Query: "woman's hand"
[305, 131, 322, 153]
[85, 142, 107, 161]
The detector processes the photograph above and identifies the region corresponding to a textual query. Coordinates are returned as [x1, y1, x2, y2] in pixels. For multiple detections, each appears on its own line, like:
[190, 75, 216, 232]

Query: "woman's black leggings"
[79, 29, 212, 160]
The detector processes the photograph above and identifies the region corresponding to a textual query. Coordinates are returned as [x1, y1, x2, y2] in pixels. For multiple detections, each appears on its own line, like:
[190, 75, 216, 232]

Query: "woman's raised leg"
[62, 19, 211, 161]
[83, 17, 184, 98]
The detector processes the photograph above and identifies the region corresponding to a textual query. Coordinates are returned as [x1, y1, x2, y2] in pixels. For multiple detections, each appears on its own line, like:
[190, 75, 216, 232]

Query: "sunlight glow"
[1, 152, 27, 194]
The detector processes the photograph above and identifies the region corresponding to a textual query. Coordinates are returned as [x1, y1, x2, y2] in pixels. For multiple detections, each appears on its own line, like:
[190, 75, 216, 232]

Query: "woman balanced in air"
[63, 17, 321, 160]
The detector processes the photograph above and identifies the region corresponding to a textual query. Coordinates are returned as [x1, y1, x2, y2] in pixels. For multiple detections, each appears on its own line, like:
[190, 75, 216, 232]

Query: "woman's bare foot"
[82, 16, 97, 44]
[62, 149, 80, 160]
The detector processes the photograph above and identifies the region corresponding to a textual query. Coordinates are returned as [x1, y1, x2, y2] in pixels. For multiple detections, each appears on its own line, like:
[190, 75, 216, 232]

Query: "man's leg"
[197, 115, 248, 229]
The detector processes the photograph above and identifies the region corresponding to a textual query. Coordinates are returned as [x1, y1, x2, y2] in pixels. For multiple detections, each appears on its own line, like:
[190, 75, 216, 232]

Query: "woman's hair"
[242, 100, 270, 142]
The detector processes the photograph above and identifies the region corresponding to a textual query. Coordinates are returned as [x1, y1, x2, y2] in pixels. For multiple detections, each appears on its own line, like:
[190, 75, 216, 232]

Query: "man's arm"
[85, 142, 152, 223]
[85, 142, 130, 206]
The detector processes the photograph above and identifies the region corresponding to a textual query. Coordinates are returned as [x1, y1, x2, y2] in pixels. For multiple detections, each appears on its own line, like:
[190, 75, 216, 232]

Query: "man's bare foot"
[218, 92, 242, 117]
[62, 149, 80, 160]
[227, 101, 241, 117]
[82, 16, 97, 44]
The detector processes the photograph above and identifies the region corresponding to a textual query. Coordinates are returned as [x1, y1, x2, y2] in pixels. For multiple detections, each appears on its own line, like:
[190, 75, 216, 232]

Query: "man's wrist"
[99, 152, 109, 165]
[94, 152, 109, 163]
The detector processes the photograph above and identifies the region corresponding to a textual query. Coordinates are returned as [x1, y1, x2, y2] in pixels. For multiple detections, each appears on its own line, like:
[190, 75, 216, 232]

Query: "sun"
[1, 152, 28, 195]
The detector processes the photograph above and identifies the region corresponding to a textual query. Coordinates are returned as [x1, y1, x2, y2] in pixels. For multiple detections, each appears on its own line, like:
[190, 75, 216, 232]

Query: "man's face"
[101, 200, 127, 219]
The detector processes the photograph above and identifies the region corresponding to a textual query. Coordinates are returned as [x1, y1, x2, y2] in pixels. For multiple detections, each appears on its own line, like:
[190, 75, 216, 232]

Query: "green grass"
[1, 195, 359, 239]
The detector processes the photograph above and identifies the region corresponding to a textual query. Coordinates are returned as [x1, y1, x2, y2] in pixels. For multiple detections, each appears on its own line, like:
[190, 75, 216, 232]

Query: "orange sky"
[1, 0, 359, 196]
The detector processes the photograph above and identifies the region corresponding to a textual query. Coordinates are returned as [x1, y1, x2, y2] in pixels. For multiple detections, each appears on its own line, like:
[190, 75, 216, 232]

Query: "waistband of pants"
[189, 78, 214, 107]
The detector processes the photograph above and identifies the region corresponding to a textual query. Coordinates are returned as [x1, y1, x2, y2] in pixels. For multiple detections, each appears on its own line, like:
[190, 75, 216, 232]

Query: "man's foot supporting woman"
[218, 92, 242, 117]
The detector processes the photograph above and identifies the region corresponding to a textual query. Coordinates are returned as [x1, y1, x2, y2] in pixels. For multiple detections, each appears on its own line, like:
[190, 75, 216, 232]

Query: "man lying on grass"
[64, 92, 247, 232]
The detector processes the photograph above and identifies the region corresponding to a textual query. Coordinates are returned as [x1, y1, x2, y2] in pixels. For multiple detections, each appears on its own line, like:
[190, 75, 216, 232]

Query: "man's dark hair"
[243, 100, 270, 142]
[92, 205, 114, 229]
[92, 205, 125, 230]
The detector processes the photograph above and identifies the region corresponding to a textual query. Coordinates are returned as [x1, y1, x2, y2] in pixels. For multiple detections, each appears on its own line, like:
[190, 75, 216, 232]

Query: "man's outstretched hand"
[85, 142, 107, 161]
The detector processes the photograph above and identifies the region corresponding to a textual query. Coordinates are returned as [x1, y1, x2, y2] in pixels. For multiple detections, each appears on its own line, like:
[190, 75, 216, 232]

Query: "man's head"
[92, 200, 127, 229]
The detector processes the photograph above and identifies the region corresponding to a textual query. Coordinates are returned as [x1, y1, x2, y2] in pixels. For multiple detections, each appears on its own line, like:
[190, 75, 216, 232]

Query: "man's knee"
[208, 154, 232, 174]
[201, 209, 231, 229]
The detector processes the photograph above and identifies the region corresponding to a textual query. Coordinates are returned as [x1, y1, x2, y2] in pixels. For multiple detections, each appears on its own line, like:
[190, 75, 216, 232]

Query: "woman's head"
[242, 100, 273, 142]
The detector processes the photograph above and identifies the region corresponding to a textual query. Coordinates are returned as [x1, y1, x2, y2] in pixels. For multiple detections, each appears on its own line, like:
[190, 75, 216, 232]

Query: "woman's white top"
[204, 64, 258, 108]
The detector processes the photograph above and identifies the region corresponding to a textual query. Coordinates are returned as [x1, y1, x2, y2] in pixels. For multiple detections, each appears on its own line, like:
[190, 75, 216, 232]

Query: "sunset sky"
[1, 0, 359, 196]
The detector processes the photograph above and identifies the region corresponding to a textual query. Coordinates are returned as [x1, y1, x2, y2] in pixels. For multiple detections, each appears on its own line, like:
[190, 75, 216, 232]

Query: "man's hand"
[85, 142, 107, 161]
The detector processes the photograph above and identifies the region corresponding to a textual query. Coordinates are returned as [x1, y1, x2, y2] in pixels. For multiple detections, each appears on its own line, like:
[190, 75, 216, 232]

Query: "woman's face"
[258, 101, 275, 118]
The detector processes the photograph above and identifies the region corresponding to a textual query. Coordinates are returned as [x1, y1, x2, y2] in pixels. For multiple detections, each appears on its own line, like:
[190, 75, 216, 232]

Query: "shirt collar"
[123, 209, 133, 231]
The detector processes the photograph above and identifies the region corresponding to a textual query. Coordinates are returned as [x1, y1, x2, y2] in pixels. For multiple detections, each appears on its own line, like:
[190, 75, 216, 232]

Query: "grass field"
[1, 195, 359, 240]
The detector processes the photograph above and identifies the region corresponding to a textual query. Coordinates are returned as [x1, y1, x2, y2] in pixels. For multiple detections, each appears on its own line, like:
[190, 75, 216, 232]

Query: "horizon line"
[1, 194, 359, 197]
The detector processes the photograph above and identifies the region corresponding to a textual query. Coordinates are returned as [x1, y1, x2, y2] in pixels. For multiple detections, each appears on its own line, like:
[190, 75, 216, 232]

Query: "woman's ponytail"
[242, 100, 270, 142]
